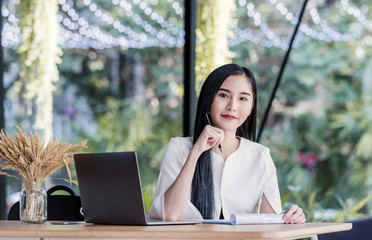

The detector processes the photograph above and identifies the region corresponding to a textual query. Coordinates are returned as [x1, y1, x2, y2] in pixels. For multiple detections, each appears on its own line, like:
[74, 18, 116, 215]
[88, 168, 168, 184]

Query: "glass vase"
[20, 182, 47, 224]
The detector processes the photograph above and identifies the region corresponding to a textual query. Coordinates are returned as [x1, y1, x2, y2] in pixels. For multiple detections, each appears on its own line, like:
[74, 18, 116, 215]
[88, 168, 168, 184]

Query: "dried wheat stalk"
[0, 126, 87, 188]
[0, 126, 87, 222]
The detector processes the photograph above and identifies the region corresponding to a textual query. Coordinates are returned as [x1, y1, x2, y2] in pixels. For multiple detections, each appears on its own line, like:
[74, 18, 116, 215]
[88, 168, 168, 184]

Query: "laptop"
[74, 152, 198, 225]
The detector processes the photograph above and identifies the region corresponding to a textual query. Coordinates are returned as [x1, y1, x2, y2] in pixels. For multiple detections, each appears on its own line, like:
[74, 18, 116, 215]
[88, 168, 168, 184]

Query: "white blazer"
[148, 137, 282, 220]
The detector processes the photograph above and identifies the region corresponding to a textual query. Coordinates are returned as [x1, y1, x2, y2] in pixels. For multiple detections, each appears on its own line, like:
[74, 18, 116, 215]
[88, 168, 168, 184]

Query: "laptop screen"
[74, 152, 148, 225]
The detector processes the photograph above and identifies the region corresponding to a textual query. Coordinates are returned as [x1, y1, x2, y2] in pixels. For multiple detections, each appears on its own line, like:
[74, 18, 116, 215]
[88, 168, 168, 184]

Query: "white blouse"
[148, 137, 282, 220]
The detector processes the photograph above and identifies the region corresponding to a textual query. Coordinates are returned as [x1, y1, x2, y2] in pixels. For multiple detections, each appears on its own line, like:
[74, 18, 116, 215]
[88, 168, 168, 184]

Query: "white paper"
[230, 213, 285, 225]
[202, 213, 285, 225]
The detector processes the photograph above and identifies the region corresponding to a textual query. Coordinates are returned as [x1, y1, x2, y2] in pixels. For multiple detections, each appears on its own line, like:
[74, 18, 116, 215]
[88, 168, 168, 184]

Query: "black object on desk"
[7, 185, 83, 221]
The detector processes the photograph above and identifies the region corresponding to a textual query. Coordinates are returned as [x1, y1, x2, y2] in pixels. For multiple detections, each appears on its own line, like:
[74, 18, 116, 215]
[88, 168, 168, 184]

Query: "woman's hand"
[282, 205, 306, 224]
[193, 125, 224, 154]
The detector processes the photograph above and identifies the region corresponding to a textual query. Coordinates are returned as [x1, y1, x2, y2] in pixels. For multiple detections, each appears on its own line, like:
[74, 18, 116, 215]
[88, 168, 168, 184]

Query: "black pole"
[0, 0, 7, 220]
[256, 0, 309, 142]
[183, 0, 197, 137]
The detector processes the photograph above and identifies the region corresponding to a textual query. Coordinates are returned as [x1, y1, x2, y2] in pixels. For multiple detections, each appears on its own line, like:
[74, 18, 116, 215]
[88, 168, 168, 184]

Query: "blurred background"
[1, 0, 372, 222]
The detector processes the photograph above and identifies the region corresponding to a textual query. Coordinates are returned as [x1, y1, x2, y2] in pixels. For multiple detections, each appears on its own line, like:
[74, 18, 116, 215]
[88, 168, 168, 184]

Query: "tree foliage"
[16, 0, 62, 141]
[195, 0, 236, 94]
[3, 0, 372, 219]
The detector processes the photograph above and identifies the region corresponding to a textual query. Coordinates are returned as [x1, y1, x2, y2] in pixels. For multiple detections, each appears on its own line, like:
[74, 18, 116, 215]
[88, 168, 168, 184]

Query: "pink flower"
[297, 152, 317, 167]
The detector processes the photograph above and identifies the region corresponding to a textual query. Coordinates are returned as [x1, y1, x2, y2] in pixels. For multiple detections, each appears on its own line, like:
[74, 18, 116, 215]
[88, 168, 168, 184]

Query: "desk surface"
[0, 220, 352, 239]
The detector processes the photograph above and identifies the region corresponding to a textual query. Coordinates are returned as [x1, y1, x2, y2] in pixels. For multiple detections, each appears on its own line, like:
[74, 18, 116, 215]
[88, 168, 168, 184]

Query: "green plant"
[334, 195, 371, 222]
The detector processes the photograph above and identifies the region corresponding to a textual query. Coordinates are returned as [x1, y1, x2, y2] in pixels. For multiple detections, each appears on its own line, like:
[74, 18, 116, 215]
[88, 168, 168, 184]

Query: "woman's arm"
[259, 149, 305, 224]
[163, 125, 224, 221]
[163, 147, 201, 221]
[259, 194, 276, 213]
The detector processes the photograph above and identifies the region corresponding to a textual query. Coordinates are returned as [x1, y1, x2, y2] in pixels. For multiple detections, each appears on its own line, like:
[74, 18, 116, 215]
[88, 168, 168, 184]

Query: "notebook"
[202, 213, 285, 225]
[74, 152, 198, 225]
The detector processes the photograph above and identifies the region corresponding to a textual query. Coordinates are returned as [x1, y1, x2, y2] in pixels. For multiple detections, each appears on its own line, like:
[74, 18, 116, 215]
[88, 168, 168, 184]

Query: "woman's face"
[210, 74, 254, 134]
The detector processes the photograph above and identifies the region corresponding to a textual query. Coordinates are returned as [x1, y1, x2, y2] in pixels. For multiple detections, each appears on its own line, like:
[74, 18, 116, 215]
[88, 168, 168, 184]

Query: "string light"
[271, 0, 365, 42]
[58, 0, 184, 48]
[2, 22, 20, 48]
[111, 0, 183, 36]
[1, 4, 20, 48]
[1, 0, 184, 49]
[170, 0, 183, 17]
[2, 0, 370, 50]
[84, 0, 170, 39]
[58, 0, 131, 49]
[340, 0, 372, 31]
[231, 1, 290, 50]
[230, 0, 369, 49]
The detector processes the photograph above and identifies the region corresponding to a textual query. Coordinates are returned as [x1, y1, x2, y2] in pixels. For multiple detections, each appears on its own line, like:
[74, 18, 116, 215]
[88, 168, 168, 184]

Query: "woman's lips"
[222, 114, 237, 120]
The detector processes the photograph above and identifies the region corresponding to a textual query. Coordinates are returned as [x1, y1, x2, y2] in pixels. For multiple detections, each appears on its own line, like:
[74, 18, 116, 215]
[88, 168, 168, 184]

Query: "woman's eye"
[219, 93, 228, 98]
[240, 97, 248, 101]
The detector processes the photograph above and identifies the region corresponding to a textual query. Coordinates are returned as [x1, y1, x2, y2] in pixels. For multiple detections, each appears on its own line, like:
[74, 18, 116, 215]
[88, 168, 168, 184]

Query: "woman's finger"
[283, 205, 306, 224]
[195, 125, 224, 152]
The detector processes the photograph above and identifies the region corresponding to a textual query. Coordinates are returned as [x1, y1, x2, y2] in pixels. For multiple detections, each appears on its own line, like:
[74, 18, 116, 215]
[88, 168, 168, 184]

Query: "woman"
[148, 64, 306, 224]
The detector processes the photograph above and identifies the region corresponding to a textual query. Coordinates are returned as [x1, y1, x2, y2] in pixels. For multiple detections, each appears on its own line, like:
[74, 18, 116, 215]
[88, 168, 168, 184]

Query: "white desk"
[0, 220, 352, 240]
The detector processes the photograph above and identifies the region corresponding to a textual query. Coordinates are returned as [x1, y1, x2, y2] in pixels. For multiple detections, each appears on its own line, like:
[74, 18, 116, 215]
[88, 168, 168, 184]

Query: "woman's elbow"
[164, 213, 180, 222]
[163, 197, 182, 221]
[164, 215, 179, 222]
[163, 208, 180, 221]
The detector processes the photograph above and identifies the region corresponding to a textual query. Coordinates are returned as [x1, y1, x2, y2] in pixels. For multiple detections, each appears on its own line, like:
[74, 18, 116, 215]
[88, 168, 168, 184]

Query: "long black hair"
[190, 63, 257, 219]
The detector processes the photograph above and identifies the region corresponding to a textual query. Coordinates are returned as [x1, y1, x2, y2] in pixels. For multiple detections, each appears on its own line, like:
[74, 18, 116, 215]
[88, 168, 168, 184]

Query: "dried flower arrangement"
[0, 126, 87, 222]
